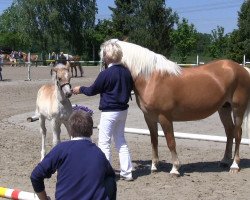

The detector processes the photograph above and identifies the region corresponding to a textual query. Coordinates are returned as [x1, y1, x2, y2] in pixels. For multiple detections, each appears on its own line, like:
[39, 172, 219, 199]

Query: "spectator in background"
[58, 52, 67, 65]
[30, 110, 117, 200]
[50, 52, 56, 76]
[50, 52, 56, 66]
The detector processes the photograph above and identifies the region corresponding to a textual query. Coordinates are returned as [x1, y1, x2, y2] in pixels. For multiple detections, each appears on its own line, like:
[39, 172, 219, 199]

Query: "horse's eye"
[58, 78, 62, 81]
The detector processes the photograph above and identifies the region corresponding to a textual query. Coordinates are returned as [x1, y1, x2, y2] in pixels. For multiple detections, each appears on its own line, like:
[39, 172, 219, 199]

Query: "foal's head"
[51, 62, 72, 98]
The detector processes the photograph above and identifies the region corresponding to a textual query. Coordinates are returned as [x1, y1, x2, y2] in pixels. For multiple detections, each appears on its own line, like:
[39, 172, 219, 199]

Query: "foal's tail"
[27, 106, 40, 122]
[27, 113, 39, 122]
[242, 67, 250, 145]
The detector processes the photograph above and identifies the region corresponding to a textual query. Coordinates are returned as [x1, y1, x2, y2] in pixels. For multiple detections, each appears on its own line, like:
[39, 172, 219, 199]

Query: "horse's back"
[191, 59, 250, 86]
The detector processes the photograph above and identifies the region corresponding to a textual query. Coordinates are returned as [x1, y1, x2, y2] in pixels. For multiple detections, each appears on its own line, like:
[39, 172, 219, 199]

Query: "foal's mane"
[51, 63, 69, 82]
[100, 39, 182, 78]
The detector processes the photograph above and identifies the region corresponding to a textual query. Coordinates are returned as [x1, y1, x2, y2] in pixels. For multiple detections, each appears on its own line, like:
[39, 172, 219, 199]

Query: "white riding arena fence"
[2, 53, 250, 145]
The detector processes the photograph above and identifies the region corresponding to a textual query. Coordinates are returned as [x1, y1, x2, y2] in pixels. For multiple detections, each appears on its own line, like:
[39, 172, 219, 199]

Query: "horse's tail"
[27, 93, 40, 122]
[242, 67, 250, 146]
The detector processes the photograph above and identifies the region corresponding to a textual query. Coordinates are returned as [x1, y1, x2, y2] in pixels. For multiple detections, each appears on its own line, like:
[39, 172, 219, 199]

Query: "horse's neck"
[54, 82, 67, 103]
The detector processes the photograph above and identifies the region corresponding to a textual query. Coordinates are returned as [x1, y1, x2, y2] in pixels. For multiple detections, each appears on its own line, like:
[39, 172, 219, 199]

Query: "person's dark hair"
[68, 110, 93, 138]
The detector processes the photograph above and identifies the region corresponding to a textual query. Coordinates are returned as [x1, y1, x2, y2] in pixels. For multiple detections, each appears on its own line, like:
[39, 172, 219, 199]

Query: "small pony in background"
[63, 54, 84, 77]
[35, 62, 72, 160]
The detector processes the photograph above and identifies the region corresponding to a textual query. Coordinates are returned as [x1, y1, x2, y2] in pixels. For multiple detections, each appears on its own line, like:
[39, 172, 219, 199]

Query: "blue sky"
[0, 0, 245, 34]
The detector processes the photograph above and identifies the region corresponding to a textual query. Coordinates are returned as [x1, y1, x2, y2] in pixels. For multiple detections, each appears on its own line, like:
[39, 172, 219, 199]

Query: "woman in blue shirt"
[72, 42, 134, 181]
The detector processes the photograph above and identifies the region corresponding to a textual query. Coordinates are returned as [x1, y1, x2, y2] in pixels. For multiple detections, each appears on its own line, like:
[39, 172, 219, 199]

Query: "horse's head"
[51, 62, 72, 98]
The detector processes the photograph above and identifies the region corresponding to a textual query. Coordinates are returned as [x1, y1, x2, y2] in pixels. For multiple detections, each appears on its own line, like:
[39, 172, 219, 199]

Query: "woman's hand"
[72, 86, 81, 95]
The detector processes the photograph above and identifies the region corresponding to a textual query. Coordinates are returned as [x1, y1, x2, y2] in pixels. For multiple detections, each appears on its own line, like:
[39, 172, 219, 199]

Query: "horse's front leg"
[144, 114, 159, 172]
[39, 116, 47, 161]
[159, 116, 180, 176]
[63, 120, 71, 139]
[51, 119, 61, 146]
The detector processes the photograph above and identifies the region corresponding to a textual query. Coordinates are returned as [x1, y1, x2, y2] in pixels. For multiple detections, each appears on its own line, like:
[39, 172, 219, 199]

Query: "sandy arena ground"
[0, 65, 250, 200]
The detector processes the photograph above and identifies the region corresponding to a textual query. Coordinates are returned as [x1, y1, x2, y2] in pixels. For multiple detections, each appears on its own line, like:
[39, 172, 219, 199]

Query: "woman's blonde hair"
[103, 42, 123, 64]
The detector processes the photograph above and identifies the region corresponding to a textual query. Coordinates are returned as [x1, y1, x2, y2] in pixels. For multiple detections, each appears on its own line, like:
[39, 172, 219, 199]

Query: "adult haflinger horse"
[100, 39, 250, 175]
[35, 62, 72, 160]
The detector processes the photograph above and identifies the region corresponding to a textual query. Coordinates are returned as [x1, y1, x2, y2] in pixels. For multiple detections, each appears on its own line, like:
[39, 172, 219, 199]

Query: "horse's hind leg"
[144, 114, 159, 172]
[74, 66, 77, 77]
[159, 116, 180, 176]
[39, 116, 47, 160]
[218, 104, 234, 167]
[78, 64, 83, 77]
[230, 105, 246, 173]
[70, 65, 75, 77]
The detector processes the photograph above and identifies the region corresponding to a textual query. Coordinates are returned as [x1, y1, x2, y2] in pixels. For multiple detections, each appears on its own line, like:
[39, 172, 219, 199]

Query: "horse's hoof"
[170, 173, 180, 178]
[229, 168, 240, 173]
[151, 163, 158, 172]
[151, 169, 158, 173]
[170, 174, 181, 178]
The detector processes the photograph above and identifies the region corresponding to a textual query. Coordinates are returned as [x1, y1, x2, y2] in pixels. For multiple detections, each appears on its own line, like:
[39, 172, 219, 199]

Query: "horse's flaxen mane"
[100, 39, 182, 78]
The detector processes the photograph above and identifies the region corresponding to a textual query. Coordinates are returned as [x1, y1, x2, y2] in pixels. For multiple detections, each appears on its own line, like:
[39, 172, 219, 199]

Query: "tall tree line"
[0, 0, 96, 58]
[0, 0, 249, 63]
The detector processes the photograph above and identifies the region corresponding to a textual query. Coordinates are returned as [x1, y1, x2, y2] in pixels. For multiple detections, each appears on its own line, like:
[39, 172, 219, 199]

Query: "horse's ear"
[65, 61, 70, 70]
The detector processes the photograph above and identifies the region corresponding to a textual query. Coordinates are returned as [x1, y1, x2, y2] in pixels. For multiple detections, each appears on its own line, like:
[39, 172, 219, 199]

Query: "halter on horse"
[100, 39, 250, 175]
[35, 62, 72, 160]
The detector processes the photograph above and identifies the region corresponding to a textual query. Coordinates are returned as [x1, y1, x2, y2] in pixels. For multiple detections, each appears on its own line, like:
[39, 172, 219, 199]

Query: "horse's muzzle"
[65, 92, 72, 98]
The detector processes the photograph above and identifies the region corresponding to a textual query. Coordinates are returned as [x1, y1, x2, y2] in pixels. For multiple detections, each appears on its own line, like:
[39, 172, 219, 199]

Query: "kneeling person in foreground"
[30, 110, 117, 200]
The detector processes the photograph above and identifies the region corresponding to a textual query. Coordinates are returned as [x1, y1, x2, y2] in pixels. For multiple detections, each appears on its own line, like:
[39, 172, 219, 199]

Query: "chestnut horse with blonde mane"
[100, 39, 250, 175]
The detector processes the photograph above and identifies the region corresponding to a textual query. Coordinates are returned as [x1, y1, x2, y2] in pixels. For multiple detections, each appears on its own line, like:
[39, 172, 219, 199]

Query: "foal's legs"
[63, 120, 71, 138]
[144, 114, 159, 172]
[159, 116, 180, 175]
[218, 105, 234, 166]
[51, 118, 61, 146]
[39, 115, 47, 160]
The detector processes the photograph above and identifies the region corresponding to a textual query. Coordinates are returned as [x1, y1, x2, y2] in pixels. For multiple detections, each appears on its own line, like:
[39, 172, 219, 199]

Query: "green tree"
[228, 0, 250, 62]
[87, 19, 114, 60]
[171, 18, 197, 63]
[227, 30, 244, 62]
[196, 33, 212, 56]
[0, 2, 29, 50]
[209, 26, 228, 59]
[0, 0, 97, 57]
[110, 0, 178, 56]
